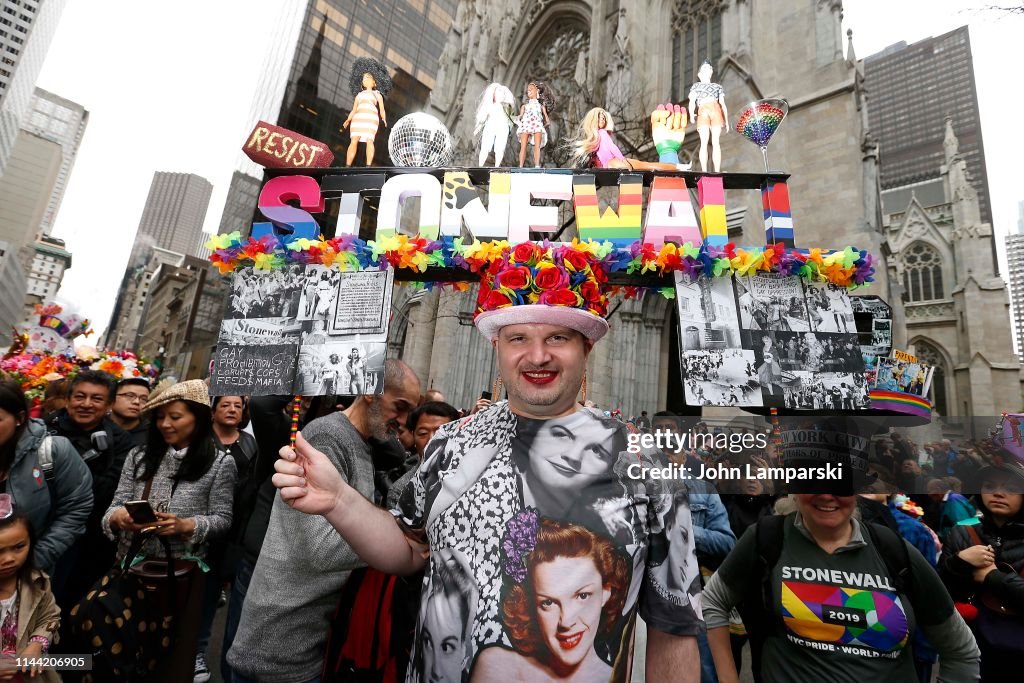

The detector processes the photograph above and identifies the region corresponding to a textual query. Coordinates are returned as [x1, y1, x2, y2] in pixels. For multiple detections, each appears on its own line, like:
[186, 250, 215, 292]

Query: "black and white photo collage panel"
[676, 273, 867, 409]
[212, 265, 392, 396]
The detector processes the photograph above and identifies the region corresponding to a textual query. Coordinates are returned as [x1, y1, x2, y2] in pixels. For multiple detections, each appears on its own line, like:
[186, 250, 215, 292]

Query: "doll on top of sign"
[515, 81, 554, 167]
[687, 60, 729, 172]
[475, 83, 516, 166]
[571, 105, 690, 171]
[342, 58, 393, 167]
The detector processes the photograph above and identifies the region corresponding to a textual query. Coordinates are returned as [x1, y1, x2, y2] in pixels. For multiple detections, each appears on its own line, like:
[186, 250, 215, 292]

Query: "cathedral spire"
[943, 115, 960, 164]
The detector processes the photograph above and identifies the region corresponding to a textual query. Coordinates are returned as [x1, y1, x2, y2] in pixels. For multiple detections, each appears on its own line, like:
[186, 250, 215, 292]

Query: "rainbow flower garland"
[207, 231, 875, 289]
[0, 348, 160, 404]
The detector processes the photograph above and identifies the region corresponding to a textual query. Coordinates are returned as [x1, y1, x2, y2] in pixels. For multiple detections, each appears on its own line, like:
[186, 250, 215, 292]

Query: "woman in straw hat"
[101, 379, 237, 683]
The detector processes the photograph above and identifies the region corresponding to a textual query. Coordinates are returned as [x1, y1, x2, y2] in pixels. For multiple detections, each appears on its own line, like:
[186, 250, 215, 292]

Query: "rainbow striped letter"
[572, 174, 643, 248]
[252, 175, 324, 243]
[642, 176, 702, 249]
[762, 180, 794, 247]
[697, 176, 727, 248]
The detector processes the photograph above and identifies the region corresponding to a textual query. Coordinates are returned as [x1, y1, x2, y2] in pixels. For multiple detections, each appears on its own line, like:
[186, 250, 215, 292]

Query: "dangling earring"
[579, 371, 588, 405]
[492, 375, 503, 400]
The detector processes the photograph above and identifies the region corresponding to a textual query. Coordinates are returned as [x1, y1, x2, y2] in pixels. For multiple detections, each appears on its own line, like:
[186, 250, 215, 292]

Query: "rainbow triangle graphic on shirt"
[781, 580, 909, 652]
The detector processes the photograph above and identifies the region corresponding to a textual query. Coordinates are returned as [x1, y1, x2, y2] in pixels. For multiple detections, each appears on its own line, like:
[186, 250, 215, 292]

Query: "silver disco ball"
[387, 113, 455, 167]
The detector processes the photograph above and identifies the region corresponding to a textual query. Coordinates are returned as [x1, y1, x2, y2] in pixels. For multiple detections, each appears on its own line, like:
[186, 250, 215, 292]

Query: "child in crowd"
[0, 496, 61, 682]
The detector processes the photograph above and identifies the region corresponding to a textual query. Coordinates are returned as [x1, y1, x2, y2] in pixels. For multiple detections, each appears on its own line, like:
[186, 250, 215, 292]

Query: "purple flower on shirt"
[502, 508, 540, 583]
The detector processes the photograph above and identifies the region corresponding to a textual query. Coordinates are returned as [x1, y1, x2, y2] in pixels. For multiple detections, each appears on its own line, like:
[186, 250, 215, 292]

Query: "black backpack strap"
[755, 514, 787, 620]
[864, 521, 913, 597]
[737, 513, 788, 683]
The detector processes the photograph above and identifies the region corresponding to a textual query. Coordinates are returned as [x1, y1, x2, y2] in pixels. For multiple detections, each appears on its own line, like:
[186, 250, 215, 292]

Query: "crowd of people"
[230, 266, 305, 319]
[0, 336, 1020, 682]
[782, 376, 869, 410]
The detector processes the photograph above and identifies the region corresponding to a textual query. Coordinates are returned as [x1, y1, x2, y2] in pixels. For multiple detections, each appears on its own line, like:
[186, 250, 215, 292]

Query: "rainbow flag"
[869, 390, 932, 419]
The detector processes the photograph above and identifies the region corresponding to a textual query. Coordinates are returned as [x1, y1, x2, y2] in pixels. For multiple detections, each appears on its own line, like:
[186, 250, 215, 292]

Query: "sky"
[34, 0, 1024, 339]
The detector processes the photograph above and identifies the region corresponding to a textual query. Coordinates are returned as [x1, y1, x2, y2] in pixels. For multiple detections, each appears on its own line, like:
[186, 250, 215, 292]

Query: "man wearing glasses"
[44, 370, 136, 607]
[109, 377, 152, 448]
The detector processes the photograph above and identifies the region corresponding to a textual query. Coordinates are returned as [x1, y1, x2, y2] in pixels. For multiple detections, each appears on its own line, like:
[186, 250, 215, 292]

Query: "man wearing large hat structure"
[273, 243, 703, 682]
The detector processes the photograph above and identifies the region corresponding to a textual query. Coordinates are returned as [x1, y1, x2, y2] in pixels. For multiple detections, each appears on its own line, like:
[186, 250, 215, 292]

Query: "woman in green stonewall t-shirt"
[702, 492, 981, 683]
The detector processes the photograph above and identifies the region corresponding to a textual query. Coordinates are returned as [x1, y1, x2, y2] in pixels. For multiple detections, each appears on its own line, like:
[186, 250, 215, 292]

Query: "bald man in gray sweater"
[227, 360, 420, 682]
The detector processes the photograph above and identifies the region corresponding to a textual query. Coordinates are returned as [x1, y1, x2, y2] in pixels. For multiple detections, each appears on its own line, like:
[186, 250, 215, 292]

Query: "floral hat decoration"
[474, 241, 611, 342]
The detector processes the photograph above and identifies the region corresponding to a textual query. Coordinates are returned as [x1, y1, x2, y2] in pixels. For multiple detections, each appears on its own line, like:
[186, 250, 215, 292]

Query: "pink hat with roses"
[474, 242, 611, 342]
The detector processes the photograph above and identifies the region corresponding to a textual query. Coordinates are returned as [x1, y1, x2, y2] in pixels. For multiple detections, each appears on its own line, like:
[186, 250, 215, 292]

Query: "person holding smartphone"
[471, 390, 493, 415]
[102, 380, 237, 683]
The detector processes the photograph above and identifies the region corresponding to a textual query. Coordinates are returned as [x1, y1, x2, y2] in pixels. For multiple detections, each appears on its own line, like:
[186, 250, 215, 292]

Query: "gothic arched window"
[671, 1, 724, 101]
[902, 243, 944, 303]
[914, 340, 948, 416]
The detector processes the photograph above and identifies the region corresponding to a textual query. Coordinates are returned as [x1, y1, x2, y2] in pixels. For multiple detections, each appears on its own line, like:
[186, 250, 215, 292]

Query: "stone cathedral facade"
[384, 0, 1021, 417]
[882, 120, 1021, 418]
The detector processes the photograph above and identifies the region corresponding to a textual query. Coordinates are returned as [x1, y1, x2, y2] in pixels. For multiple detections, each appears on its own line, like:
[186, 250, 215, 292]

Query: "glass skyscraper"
[0, 0, 67, 176]
[217, 0, 456, 240]
[864, 26, 993, 226]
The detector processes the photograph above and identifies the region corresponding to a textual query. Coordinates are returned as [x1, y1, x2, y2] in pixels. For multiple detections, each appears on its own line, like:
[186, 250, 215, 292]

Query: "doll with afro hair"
[343, 58, 393, 166]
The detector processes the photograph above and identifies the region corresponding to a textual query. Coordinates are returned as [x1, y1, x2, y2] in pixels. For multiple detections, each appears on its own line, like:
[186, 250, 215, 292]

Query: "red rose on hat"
[483, 290, 515, 310]
[561, 250, 590, 272]
[485, 258, 503, 276]
[496, 265, 531, 291]
[579, 280, 603, 305]
[476, 282, 492, 307]
[539, 288, 582, 307]
[533, 266, 568, 291]
[511, 242, 541, 265]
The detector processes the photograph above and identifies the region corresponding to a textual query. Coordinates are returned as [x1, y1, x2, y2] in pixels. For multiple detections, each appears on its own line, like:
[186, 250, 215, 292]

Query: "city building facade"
[126, 171, 213, 266]
[0, 0, 66, 176]
[22, 87, 87, 235]
[104, 172, 213, 348]
[136, 254, 226, 380]
[864, 26, 993, 228]
[1004, 199, 1024, 357]
[864, 27, 1019, 415]
[1006, 227, 1024, 357]
[882, 119, 1019, 416]
[217, 170, 261, 236]
[0, 127, 59, 248]
[0, 238, 25, 344]
[103, 247, 186, 352]
[23, 232, 69, 313]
